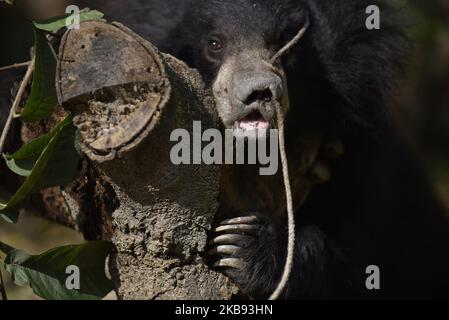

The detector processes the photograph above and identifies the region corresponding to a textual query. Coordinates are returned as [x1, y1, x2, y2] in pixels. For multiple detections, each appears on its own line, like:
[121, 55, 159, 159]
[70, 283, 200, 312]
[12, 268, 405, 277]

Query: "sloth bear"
[80, 0, 449, 299]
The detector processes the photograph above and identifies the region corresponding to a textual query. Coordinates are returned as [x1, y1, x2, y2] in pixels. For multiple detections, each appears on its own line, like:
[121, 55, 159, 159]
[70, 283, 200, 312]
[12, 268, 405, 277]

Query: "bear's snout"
[233, 71, 283, 107]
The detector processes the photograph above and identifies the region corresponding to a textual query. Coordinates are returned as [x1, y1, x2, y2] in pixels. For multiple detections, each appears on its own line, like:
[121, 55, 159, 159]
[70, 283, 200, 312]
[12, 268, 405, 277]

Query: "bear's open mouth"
[235, 110, 270, 131]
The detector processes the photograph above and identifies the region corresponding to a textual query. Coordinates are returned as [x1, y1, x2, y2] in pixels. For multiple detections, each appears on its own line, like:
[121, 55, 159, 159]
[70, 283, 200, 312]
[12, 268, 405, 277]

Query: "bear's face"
[171, 0, 409, 137]
[184, 0, 310, 133]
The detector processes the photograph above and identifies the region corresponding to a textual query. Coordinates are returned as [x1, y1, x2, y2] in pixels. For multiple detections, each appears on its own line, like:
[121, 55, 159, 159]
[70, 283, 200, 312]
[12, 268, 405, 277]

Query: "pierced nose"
[244, 88, 273, 105]
[235, 74, 283, 105]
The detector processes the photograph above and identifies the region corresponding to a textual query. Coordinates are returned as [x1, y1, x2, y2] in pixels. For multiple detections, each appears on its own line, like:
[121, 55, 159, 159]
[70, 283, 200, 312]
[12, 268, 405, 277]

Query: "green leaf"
[38, 122, 81, 189]
[4, 116, 81, 184]
[34, 10, 105, 33]
[0, 115, 80, 223]
[19, 29, 58, 122]
[3, 241, 114, 300]
[3, 126, 58, 177]
[6, 130, 55, 161]
[1, 0, 14, 5]
[3, 154, 37, 177]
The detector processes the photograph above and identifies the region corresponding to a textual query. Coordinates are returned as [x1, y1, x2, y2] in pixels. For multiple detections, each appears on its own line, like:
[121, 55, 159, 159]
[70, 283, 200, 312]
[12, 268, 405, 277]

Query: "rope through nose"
[268, 16, 309, 301]
[270, 16, 310, 65]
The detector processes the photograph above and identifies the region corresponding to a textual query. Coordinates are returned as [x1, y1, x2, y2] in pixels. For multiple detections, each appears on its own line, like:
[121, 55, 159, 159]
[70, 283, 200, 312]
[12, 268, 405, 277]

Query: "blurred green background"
[0, 0, 448, 299]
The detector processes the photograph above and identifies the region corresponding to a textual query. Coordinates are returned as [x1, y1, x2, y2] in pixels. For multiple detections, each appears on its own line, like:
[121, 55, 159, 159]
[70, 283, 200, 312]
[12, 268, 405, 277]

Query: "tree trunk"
[52, 20, 237, 299]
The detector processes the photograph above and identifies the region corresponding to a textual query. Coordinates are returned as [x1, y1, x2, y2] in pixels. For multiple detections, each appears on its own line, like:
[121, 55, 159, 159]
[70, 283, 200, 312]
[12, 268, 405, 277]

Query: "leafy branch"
[0, 59, 35, 155]
[0, 6, 112, 301]
[0, 9, 104, 223]
[0, 241, 113, 300]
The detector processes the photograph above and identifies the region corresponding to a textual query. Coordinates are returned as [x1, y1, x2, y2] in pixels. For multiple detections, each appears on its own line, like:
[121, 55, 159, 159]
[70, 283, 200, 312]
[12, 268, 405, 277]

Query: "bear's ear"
[304, 0, 410, 131]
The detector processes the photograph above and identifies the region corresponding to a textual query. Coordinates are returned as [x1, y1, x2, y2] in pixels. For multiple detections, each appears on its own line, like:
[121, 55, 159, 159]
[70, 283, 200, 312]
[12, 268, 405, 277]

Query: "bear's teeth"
[236, 111, 269, 131]
[237, 120, 269, 131]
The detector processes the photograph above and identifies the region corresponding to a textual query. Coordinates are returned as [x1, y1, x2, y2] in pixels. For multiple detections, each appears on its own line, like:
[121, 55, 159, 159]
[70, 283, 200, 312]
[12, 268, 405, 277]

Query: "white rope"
[270, 17, 310, 65]
[268, 17, 309, 300]
[268, 103, 295, 300]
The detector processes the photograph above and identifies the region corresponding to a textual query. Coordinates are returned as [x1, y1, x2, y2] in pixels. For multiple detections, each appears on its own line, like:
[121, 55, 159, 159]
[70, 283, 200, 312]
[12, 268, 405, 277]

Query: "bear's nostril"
[244, 88, 273, 106]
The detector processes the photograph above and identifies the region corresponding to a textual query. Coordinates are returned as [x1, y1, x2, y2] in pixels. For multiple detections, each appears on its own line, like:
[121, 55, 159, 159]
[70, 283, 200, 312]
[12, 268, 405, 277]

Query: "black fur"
[79, 0, 449, 299]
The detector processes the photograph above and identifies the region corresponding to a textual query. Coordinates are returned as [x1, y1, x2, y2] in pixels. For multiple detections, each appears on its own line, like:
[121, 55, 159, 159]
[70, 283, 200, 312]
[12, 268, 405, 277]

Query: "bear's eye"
[208, 37, 224, 53]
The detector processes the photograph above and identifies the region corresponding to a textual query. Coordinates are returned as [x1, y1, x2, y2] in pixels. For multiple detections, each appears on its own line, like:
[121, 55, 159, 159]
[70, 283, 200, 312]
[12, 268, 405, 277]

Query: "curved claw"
[208, 245, 240, 256]
[221, 216, 259, 225]
[213, 258, 244, 269]
[215, 224, 259, 234]
[210, 234, 246, 245]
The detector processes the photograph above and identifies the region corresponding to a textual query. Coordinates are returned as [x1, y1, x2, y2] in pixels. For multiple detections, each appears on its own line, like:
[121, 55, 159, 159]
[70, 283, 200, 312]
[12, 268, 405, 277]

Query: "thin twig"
[0, 61, 31, 72]
[0, 58, 35, 155]
[47, 40, 58, 61]
[41, 29, 62, 39]
[0, 266, 7, 301]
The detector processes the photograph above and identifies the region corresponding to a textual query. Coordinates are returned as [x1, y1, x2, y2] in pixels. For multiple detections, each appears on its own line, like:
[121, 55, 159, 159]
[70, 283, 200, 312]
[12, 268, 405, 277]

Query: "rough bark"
[54, 20, 238, 299]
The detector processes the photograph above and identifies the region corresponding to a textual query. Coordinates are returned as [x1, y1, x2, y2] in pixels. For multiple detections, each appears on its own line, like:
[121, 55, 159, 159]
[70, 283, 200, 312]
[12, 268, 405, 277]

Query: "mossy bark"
[55, 20, 237, 300]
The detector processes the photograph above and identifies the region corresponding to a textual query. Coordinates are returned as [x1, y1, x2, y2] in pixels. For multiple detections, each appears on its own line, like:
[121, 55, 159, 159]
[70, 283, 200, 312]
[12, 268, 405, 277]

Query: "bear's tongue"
[236, 111, 269, 131]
